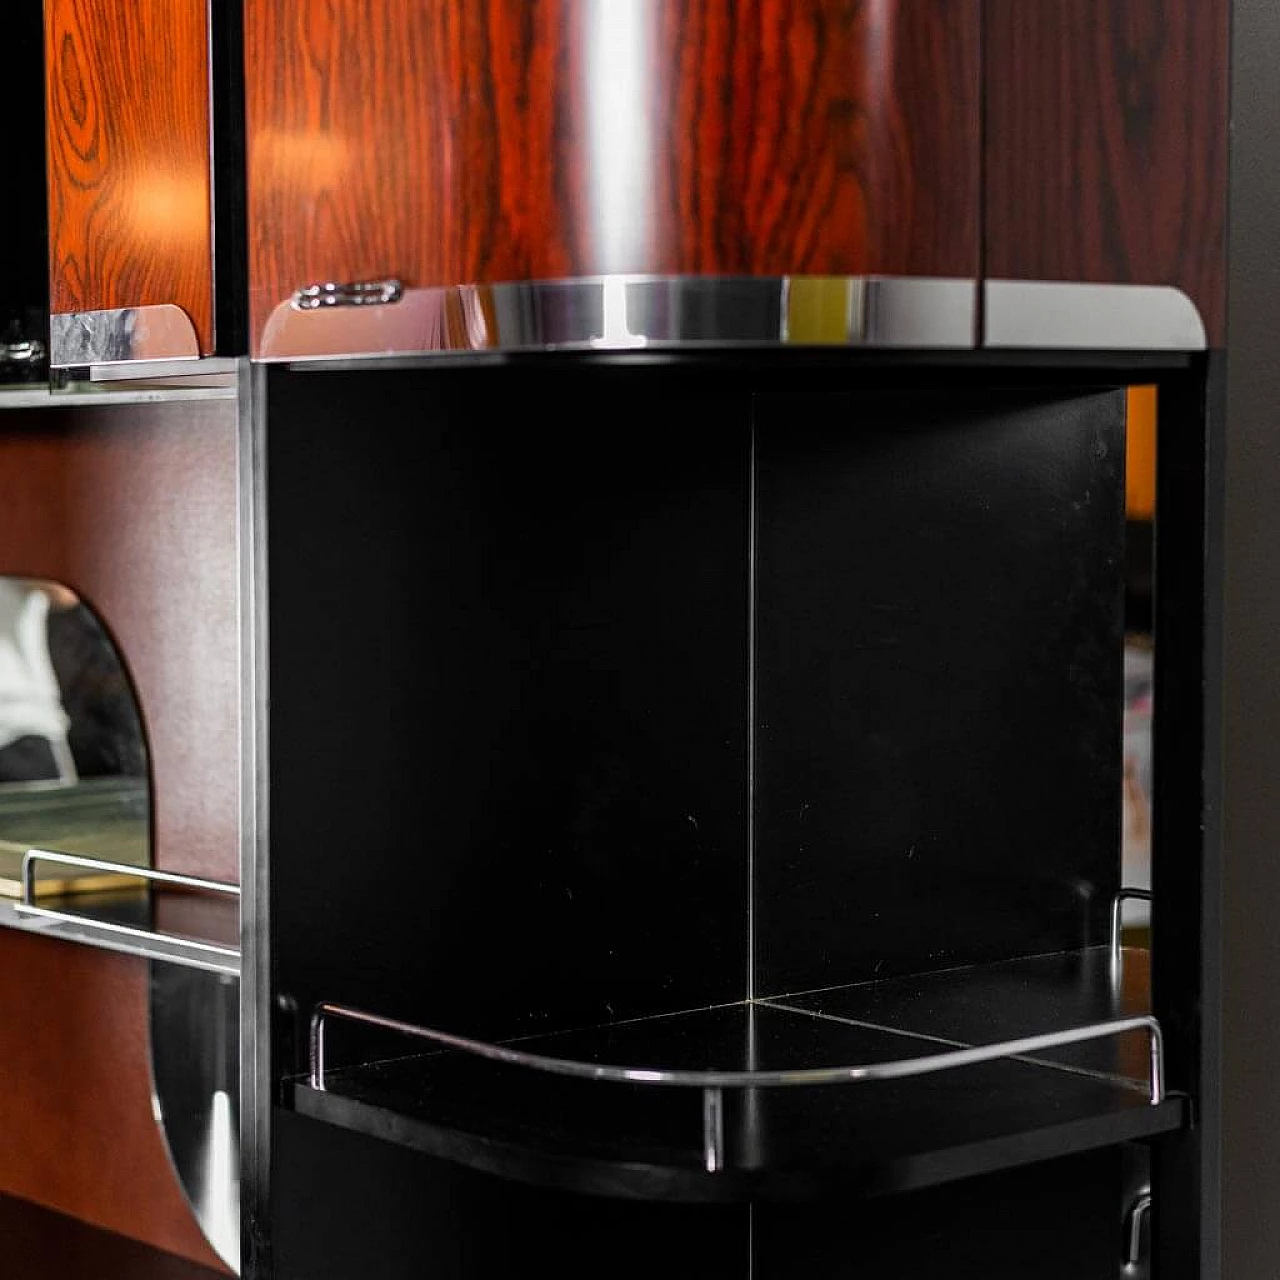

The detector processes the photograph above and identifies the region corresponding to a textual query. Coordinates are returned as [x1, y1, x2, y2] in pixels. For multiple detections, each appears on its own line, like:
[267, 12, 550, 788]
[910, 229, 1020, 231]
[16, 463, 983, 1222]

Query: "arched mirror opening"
[0, 576, 239, 1273]
[0, 577, 149, 894]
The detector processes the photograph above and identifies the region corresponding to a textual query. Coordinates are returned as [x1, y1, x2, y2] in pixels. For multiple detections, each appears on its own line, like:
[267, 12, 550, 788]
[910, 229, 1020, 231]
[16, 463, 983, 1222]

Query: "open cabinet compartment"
[265, 359, 1185, 1225]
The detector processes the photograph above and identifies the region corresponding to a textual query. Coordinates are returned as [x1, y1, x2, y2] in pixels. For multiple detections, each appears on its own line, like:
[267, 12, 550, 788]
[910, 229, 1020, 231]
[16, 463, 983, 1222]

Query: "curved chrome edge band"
[984, 280, 1208, 351]
[51, 304, 201, 368]
[308, 1001, 1166, 1107]
[259, 275, 979, 360]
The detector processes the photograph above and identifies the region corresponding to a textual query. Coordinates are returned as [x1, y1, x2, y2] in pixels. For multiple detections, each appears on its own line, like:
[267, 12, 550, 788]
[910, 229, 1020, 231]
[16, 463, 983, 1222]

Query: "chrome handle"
[1124, 1190, 1153, 1268]
[15, 848, 240, 971]
[1111, 887, 1153, 969]
[291, 279, 404, 311]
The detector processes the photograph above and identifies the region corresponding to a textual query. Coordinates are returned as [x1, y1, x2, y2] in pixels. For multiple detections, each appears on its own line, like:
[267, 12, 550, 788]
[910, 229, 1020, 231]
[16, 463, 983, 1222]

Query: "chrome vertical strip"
[239, 357, 271, 1277]
[983, 281, 1208, 351]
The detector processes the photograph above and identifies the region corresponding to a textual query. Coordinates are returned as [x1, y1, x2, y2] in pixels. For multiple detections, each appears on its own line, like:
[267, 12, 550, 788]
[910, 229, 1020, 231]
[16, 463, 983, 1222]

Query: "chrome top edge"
[258, 275, 979, 361]
[984, 280, 1207, 351]
[51, 305, 202, 369]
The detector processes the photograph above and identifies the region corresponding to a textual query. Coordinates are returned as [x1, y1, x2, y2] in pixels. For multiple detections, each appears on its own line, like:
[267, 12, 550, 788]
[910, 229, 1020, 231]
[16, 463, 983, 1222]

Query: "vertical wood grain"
[0, 399, 240, 1269]
[45, 0, 215, 352]
[245, 0, 979, 352]
[985, 0, 1229, 345]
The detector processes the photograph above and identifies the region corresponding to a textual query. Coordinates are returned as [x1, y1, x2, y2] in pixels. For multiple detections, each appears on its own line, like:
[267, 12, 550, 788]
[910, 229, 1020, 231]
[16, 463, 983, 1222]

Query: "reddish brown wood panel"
[985, 0, 1229, 345]
[0, 402, 240, 883]
[0, 399, 239, 1268]
[0, 931, 226, 1270]
[45, 0, 215, 352]
[245, 0, 980, 352]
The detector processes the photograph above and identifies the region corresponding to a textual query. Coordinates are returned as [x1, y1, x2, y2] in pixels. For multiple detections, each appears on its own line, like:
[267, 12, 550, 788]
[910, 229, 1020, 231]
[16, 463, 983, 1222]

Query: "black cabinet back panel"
[266, 367, 751, 1058]
[754, 391, 1125, 995]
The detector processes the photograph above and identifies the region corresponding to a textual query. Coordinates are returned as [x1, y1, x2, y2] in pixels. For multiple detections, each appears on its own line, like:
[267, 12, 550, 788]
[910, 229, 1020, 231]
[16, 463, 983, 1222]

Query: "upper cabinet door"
[245, 1, 981, 357]
[984, 0, 1229, 347]
[45, 0, 215, 361]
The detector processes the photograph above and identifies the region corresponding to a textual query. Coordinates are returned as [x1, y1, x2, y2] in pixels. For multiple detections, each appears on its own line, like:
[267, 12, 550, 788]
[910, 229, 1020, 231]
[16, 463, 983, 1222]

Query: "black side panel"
[754, 391, 1126, 994]
[0, 0, 48, 376]
[1222, 1, 1280, 1276]
[272, 1109, 748, 1280]
[267, 367, 750, 1063]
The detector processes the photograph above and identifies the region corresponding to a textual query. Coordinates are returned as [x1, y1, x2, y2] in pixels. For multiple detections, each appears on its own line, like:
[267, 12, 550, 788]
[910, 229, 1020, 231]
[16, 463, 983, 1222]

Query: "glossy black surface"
[754, 390, 1126, 993]
[0, 1191, 224, 1280]
[290, 982, 1182, 1202]
[267, 367, 750, 1063]
[0, 0, 48, 381]
[751, 1147, 1132, 1280]
[273, 1109, 749, 1280]
[775, 945, 1151, 1081]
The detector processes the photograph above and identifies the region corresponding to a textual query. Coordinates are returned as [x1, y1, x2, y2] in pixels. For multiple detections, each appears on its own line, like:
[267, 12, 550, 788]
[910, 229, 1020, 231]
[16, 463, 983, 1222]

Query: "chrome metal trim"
[239, 358, 272, 1275]
[0, 385, 238, 409]
[1, 339, 46, 365]
[149, 965, 241, 1272]
[15, 849, 240, 973]
[309, 1002, 1166, 1111]
[292, 279, 404, 310]
[1111, 887, 1154, 969]
[259, 275, 979, 360]
[1125, 1190, 1153, 1267]
[76, 356, 241, 384]
[984, 281, 1208, 351]
[0, 896, 240, 976]
[50, 305, 202, 368]
[703, 1087, 725, 1173]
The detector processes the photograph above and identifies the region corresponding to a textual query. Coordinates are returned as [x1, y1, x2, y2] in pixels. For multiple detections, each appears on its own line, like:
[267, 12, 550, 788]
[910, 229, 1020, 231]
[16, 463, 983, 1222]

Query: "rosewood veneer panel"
[45, 0, 214, 352]
[985, 0, 1229, 344]
[0, 403, 240, 882]
[0, 932, 226, 1270]
[245, 0, 979, 352]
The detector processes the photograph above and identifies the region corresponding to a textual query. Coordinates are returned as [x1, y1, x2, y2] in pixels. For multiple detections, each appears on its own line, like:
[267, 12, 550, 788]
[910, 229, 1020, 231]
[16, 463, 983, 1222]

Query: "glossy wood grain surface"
[0, 931, 226, 1270]
[245, 0, 979, 352]
[985, 0, 1229, 344]
[0, 399, 239, 1269]
[45, 0, 214, 352]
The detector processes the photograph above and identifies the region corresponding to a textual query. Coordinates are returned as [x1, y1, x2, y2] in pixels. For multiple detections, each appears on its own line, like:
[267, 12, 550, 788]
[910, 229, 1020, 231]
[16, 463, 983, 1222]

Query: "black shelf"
[288, 951, 1184, 1204]
[772, 946, 1152, 1082]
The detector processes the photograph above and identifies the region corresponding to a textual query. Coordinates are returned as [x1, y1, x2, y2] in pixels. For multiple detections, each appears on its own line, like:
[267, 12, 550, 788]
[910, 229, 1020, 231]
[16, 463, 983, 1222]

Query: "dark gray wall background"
[1223, 1, 1280, 1276]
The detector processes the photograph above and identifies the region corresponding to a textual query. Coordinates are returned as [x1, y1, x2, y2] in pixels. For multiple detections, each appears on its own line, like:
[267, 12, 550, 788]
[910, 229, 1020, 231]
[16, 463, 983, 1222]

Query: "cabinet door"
[244, 0, 980, 356]
[984, 0, 1229, 345]
[45, 0, 215, 358]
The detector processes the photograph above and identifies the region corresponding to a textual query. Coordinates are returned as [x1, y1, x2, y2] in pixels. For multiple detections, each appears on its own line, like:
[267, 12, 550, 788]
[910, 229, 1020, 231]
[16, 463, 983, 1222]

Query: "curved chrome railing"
[309, 1001, 1166, 1175]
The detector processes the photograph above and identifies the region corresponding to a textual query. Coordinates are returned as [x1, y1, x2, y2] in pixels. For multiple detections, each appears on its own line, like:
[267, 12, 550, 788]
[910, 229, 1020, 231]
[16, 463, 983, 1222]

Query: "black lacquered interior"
[267, 364, 1142, 1217]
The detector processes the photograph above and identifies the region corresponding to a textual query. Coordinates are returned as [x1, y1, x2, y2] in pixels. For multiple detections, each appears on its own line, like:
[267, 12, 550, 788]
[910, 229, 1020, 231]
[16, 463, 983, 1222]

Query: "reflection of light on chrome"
[586, 0, 652, 272]
[195, 1088, 240, 1271]
[864, 0, 896, 108]
[591, 276, 647, 348]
